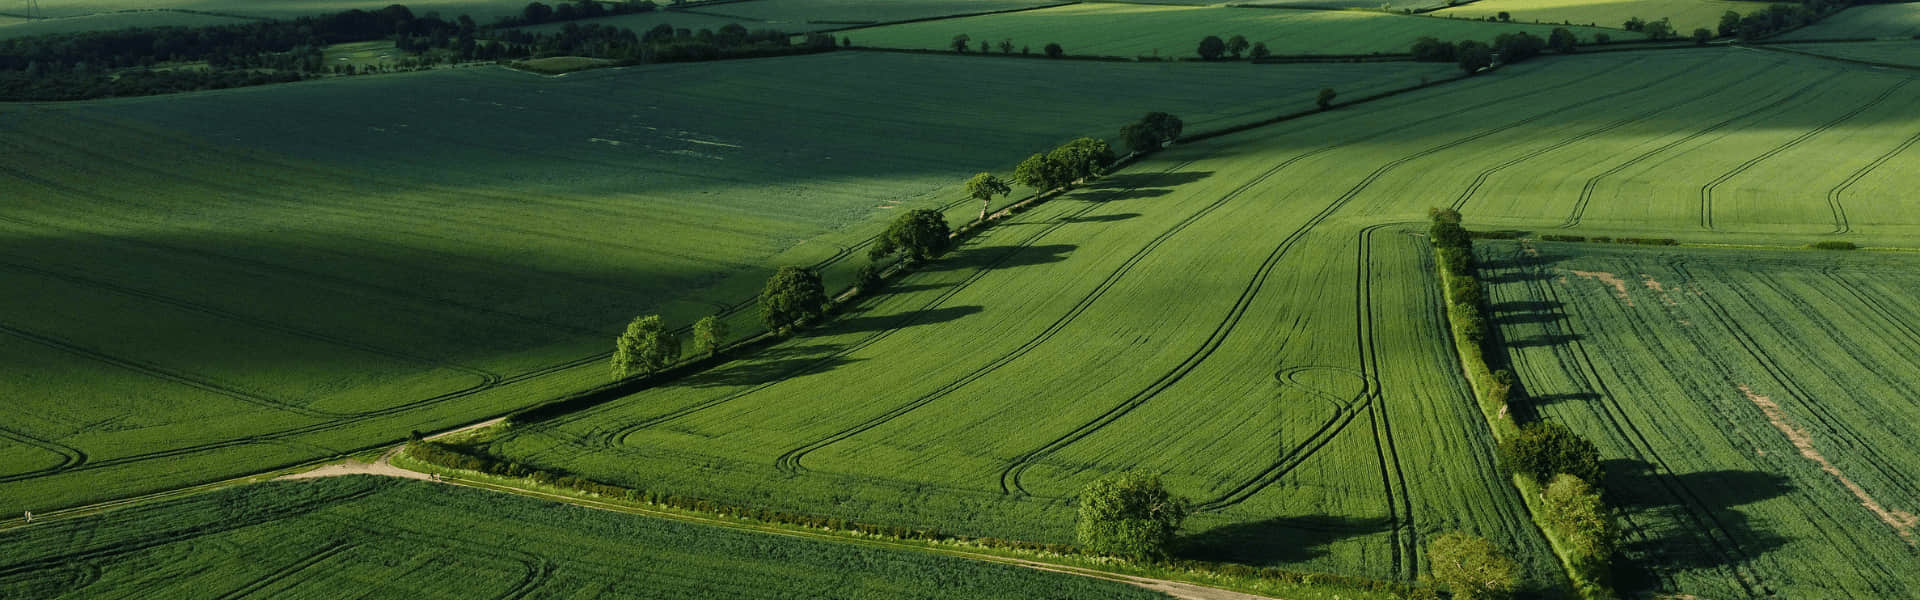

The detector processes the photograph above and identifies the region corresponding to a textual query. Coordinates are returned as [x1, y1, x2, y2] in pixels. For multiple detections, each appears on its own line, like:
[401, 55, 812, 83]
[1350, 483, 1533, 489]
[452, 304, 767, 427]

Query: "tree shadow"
[1060, 212, 1141, 224]
[1494, 312, 1567, 325]
[1529, 392, 1601, 406]
[1506, 333, 1583, 348]
[1078, 187, 1173, 202]
[1081, 170, 1213, 191]
[1490, 300, 1563, 313]
[922, 244, 1075, 272]
[827, 304, 983, 334]
[1175, 515, 1390, 565]
[679, 351, 864, 388]
[881, 281, 951, 295]
[1600, 459, 1795, 595]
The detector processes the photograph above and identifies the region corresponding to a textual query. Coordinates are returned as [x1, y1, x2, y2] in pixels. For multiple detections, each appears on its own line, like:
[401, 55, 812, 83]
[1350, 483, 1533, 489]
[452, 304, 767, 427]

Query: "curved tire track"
[1699, 78, 1910, 230]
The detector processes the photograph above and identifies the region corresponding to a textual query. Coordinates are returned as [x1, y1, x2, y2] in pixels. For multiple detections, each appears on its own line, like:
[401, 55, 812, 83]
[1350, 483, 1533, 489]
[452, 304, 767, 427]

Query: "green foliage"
[869, 209, 952, 262]
[1121, 112, 1185, 154]
[692, 314, 729, 357]
[1317, 87, 1337, 110]
[1458, 40, 1493, 73]
[1427, 532, 1522, 600]
[1250, 41, 1271, 58]
[1014, 152, 1070, 191]
[1075, 472, 1190, 561]
[612, 314, 681, 377]
[1044, 42, 1064, 57]
[1197, 35, 1227, 60]
[1048, 137, 1116, 183]
[1549, 27, 1579, 53]
[1541, 474, 1619, 584]
[759, 266, 828, 331]
[855, 263, 885, 292]
[1226, 34, 1250, 58]
[1412, 36, 1458, 61]
[1811, 240, 1858, 250]
[1493, 31, 1545, 62]
[952, 33, 971, 53]
[966, 172, 1013, 221]
[1500, 421, 1604, 486]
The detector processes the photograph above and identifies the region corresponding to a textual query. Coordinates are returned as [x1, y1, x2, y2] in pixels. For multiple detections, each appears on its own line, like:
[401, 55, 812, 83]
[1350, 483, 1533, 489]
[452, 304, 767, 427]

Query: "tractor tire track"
[0, 425, 87, 479]
[1823, 126, 1920, 234]
[0, 321, 340, 418]
[1560, 71, 1841, 229]
[211, 541, 357, 600]
[1356, 224, 1416, 580]
[1699, 79, 1910, 230]
[997, 59, 1684, 498]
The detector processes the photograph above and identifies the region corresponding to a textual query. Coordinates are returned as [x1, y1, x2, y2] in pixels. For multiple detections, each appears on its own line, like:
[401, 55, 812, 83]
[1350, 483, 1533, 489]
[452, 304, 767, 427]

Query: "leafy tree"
[522, 1, 553, 23]
[1121, 112, 1183, 154]
[1044, 42, 1063, 57]
[1047, 137, 1115, 183]
[1594, 32, 1611, 44]
[1411, 36, 1457, 61]
[1014, 152, 1070, 191]
[1493, 31, 1545, 62]
[1548, 27, 1578, 53]
[855, 263, 884, 292]
[1021, 44, 1030, 54]
[966, 172, 1013, 221]
[1316, 87, 1337, 110]
[1542, 474, 1619, 581]
[1427, 532, 1521, 600]
[692, 314, 728, 357]
[1623, 16, 1645, 31]
[759, 266, 827, 331]
[1076, 473, 1190, 561]
[1226, 34, 1249, 58]
[1496, 10, 1510, 21]
[999, 38, 1013, 53]
[1719, 10, 1743, 37]
[1643, 17, 1674, 40]
[1457, 40, 1493, 74]
[1691, 27, 1713, 44]
[1499, 420, 1603, 485]
[1249, 41, 1270, 59]
[1197, 35, 1226, 60]
[611, 314, 680, 377]
[869, 208, 952, 262]
[979, 40, 989, 53]
[951, 33, 970, 53]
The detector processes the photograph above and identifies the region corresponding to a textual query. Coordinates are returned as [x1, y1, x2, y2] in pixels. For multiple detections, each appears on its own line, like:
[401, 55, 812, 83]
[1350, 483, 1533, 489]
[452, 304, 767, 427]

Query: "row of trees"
[610, 314, 729, 377]
[1196, 34, 1270, 60]
[1014, 137, 1116, 192]
[948, 34, 1064, 57]
[1410, 30, 1566, 74]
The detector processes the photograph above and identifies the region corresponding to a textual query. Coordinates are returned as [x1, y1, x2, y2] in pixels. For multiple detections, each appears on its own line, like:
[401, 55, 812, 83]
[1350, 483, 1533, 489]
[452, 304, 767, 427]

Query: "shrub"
[1542, 474, 1619, 584]
[1539, 234, 1586, 242]
[611, 314, 680, 377]
[1499, 420, 1603, 485]
[1811, 240, 1858, 250]
[1076, 472, 1189, 561]
[868, 208, 951, 262]
[1427, 532, 1521, 600]
[759, 266, 827, 331]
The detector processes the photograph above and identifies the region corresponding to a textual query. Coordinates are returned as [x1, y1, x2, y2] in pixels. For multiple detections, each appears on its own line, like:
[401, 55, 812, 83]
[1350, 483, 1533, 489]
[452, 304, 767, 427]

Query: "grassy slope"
[1779, 1, 1920, 39]
[16, 0, 534, 20]
[1779, 40, 1920, 67]
[0, 11, 256, 39]
[484, 47, 1920, 590]
[703, 0, 1054, 24]
[847, 3, 1635, 57]
[0, 476, 1172, 599]
[0, 53, 1456, 514]
[1476, 241, 1920, 599]
[1431, 0, 1753, 33]
[508, 10, 836, 35]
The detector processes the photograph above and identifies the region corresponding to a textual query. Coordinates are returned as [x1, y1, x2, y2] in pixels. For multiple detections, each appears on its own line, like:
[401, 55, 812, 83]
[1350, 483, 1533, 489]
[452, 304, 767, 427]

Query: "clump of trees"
[759, 266, 827, 331]
[1411, 32, 1548, 74]
[1548, 28, 1579, 53]
[1427, 532, 1522, 600]
[1120, 112, 1184, 155]
[1542, 474, 1619, 591]
[692, 314, 728, 357]
[1720, 4, 1822, 40]
[1499, 421, 1603, 486]
[1195, 34, 1256, 60]
[1076, 472, 1190, 561]
[1623, 16, 1675, 39]
[611, 314, 680, 377]
[869, 209, 951, 262]
[1014, 137, 1114, 191]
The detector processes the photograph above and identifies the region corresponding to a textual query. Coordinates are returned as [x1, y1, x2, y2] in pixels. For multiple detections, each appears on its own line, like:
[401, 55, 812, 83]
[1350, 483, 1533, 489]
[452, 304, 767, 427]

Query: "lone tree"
[1197, 35, 1226, 60]
[1121, 112, 1184, 154]
[1691, 27, 1713, 44]
[692, 314, 728, 357]
[869, 208, 951, 262]
[966, 172, 1013, 221]
[1499, 420, 1604, 485]
[1014, 152, 1070, 191]
[1496, 10, 1510, 21]
[999, 38, 1013, 53]
[1250, 41, 1270, 59]
[611, 314, 680, 378]
[1076, 473, 1190, 561]
[759, 266, 827, 331]
[1043, 42, 1063, 58]
[1226, 34, 1249, 58]
[1317, 87, 1337, 110]
[951, 33, 970, 53]
[1428, 532, 1521, 600]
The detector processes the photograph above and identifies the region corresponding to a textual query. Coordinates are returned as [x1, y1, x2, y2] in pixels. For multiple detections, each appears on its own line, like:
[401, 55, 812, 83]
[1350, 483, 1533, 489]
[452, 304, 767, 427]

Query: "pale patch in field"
[675, 137, 742, 149]
[1569, 270, 1633, 305]
[1641, 275, 1679, 306]
[1521, 241, 1540, 257]
[589, 137, 623, 146]
[1741, 384, 1919, 544]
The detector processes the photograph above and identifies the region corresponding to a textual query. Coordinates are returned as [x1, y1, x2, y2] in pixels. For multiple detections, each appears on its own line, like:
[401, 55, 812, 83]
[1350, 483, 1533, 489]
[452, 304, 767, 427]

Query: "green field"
[848, 3, 1635, 57]
[1431, 0, 1753, 33]
[1777, 40, 1920, 66]
[0, 476, 1172, 599]
[1476, 241, 1920, 598]
[472, 47, 1920, 593]
[0, 52, 1456, 515]
[509, 9, 836, 35]
[1780, 1, 1920, 39]
[701, 0, 1055, 25]
[15, 0, 534, 20]
[0, 10, 258, 39]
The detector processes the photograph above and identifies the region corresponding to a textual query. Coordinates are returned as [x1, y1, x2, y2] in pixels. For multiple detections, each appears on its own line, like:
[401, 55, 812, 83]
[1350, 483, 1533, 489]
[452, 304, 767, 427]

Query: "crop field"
[0, 476, 1171, 599]
[847, 4, 1634, 57]
[0, 52, 1457, 515]
[1431, 0, 1752, 33]
[475, 47, 1920, 591]
[700, 0, 1056, 26]
[0, 10, 257, 39]
[509, 10, 837, 35]
[1476, 241, 1920, 598]
[1778, 40, 1920, 67]
[1780, 1, 1920, 39]
[16, 0, 535, 20]
[1239, 0, 1454, 11]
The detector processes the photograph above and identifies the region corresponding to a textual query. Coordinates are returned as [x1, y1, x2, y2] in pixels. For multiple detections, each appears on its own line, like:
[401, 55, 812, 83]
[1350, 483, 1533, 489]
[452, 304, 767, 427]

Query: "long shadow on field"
[679, 344, 860, 388]
[1505, 333, 1583, 349]
[1078, 188, 1174, 203]
[921, 244, 1076, 272]
[1079, 171, 1214, 192]
[1175, 515, 1389, 565]
[1060, 212, 1141, 224]
[827, 304, 984, 334]
[1602, 459, 1793, 595]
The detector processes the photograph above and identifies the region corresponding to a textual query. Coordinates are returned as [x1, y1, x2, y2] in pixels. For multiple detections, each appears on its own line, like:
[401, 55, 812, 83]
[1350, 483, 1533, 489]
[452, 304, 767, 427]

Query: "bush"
[1542, 474, 1619, 584]
[611, 314, 680, 377]
[868, 208, 951, 262]
[1499, 421, 1603, 485]
[1043, 42, 1063, 58]
[1811, 240, 1858, 250]
[1449, 274, 1485, 309]
[855, 263, 884, 292]
[759, 266, 827, 331]
[1539, 234, 1586, 242]
[1427, 532, 1520, 600]
[1076, 472, 1189, 561]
